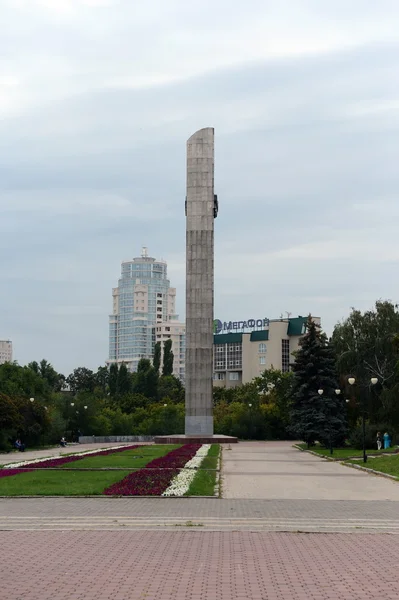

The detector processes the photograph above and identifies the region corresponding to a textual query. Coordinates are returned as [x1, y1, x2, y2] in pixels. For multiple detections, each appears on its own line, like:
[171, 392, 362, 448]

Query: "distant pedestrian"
[376, 432, 382, 451]
[383, 432, 391, 449]
[14, 439, 25, 452]
[60, 437, 67, 448]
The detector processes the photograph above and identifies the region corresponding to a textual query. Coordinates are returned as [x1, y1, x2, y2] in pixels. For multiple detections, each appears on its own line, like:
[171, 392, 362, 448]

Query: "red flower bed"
[104, 468, 179, 496]
[7, 445, 141, 470]
[103, 444, 201, 496]
[145, 444, 201, 469]
[0, 469, 32, 479]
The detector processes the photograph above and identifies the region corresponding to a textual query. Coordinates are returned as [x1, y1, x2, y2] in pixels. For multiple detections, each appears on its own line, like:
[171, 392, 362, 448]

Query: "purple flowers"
[103, 444, 201, 496]
[0, 469, 32, 479]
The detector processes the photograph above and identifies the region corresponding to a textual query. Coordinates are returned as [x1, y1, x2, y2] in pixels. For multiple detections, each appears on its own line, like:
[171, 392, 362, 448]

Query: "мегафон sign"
[214, 318, 269, 334]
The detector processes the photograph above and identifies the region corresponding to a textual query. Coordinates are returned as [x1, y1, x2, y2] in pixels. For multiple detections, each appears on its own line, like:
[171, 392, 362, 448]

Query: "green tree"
[254, 368, 294, 436]
[28, 359, 65, 392]
[117, 363, 132, 395]
[66, 367, 95, 395]
[162, 339, 174, 376]
[332, 300, 399, 427]
[94, 366, 109, 394]
[134, 358, 158, 400]
[0, 392, 21, 450]
[119, 393, 149, 413]
[158, 375, 184, 403]
[0, 362, 49, 399]
[108, 363, 118, 396]
[153, 342, 161, 373]
[290, 317, 347, 447]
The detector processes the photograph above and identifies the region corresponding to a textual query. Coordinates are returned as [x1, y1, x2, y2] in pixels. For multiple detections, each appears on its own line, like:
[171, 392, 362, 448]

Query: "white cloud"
[0, 0, 398, 371]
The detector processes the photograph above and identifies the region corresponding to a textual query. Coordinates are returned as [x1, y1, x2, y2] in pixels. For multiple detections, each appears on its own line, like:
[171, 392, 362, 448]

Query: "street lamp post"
[348, 376, 378, 464]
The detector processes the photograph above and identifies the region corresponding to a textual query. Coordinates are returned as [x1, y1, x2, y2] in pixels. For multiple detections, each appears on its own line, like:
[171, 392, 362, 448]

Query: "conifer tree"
[290, 316, 347, 448]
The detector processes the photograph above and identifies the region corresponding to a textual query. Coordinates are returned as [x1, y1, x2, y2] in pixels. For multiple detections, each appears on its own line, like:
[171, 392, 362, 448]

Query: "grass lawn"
[0, 470, 131, 496]
[347, 454, 399, 479]
[186, 444, 220, 496]
[58, 444, 181, 469]
[296, 443, 398, 459]
[0, 445, 182, 496]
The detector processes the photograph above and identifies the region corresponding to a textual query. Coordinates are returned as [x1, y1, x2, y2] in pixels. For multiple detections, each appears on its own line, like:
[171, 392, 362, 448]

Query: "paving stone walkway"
[0, 442, 147, 465]
[1, 441, 399, 599]
[222, 441, 399, 500]
[1, 530, 399, 600]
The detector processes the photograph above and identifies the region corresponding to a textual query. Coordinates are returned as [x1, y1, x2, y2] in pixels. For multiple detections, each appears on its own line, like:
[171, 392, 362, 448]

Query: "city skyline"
[1, 1, 398, 373]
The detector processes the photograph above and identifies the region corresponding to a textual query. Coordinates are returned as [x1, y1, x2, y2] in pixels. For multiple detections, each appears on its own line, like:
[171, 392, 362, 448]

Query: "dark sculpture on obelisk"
[185, 127, 218, 436]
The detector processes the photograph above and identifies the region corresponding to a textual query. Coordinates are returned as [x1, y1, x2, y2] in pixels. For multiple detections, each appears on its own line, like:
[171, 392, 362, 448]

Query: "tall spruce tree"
[153, 342, 161, 373]
[162, 339, 174, 377]
[290, 316, 347, 448]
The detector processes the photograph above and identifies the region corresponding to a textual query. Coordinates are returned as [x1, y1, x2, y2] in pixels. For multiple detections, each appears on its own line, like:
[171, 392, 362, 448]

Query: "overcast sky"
[1, 0, 398, 375]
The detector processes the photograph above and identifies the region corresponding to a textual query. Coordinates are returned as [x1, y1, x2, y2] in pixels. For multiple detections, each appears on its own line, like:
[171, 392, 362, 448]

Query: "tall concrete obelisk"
[185, 127, 218, 436]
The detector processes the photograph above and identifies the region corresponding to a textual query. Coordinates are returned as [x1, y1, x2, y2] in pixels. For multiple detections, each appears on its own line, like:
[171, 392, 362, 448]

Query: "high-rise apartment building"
[0, 340, 13, 364]
[107, 248, 183, 374]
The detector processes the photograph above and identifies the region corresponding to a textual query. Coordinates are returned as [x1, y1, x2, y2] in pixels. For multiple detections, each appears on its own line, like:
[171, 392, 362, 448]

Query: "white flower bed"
[4, 445, 128, 469]
[162, 444, 210, 497]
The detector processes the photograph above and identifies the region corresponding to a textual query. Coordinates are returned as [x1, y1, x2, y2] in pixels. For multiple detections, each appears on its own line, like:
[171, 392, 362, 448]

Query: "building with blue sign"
[213, 315, 320, 387]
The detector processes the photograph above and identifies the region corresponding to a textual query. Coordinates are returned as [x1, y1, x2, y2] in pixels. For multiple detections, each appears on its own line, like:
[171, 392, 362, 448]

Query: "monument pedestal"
[153, 434, 238, 444]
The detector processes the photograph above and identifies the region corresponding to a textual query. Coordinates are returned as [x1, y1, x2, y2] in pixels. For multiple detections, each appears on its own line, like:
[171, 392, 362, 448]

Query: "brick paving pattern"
[1, 530, 399, 600]
[2, 442, 399, 598]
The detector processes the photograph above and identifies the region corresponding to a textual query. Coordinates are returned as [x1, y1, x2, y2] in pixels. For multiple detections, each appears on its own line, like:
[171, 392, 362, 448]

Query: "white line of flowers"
[3, 445, 128, 469]
[162, 444, 211, 497]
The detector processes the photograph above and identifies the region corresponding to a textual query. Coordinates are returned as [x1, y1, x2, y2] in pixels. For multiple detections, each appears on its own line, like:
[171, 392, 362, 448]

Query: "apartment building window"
[227, 342, 242, 369]
[213, 373, 225, 380]
[229, 372, 239, 381]
[259, 356, 266, 365]
[259, 343, 266, 353]
[214, 344, 226, 370]
[282, 339, 290, 372]
[165, 327, 170, 331]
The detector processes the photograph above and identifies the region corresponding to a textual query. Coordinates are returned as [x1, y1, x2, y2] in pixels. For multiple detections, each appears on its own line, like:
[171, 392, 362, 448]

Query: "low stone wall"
[79, 436, 153, 444]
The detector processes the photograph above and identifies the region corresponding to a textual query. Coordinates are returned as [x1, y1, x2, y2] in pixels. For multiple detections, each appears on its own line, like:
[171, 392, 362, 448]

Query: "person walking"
[383, 432, 391, 449]
[376, 432, 382, 451]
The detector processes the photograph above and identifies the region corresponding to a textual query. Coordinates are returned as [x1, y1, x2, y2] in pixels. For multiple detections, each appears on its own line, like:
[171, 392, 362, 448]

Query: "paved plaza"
[1, 441, 399, 599]
[222, 441, 399, 500]
[0, 442, 146, 465]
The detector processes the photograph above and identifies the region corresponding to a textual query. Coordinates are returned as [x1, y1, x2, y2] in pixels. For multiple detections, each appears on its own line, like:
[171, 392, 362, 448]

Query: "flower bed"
[4, 445, 140, 470]
[144, 444, 201, 469]
[103, 444, 201, 496]
[162, 445, 210, 497]
[0, 469, 32, 479]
